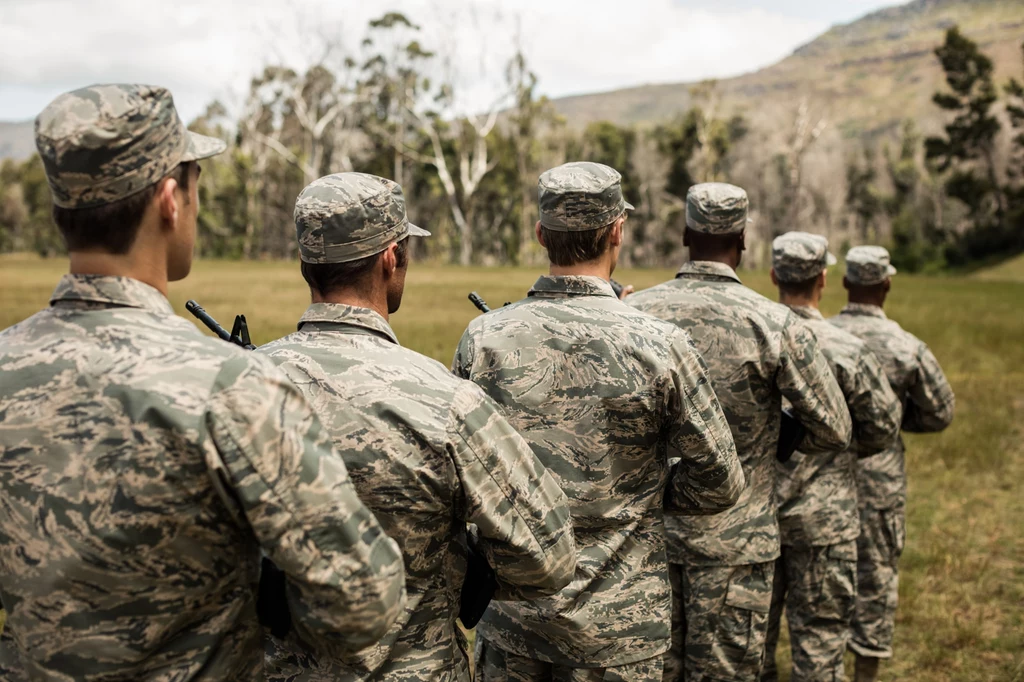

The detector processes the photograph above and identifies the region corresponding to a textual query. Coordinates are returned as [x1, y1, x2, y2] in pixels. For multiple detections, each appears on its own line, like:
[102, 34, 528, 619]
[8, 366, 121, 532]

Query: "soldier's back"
[629, 264, 793, 566]
[830, 303, 952, 509]
[453, 275, 701, 666]
[0, 276, 277, 681]
[259, 306, 478, 681]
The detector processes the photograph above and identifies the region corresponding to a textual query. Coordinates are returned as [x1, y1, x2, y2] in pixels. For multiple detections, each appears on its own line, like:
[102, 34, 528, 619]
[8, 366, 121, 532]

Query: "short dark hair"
[540, 223, 614, 266]
[777, 274, 820, 298]
[301, 238, 409, 296]
[684, 228, 743, 256]
[52, 162, 193, 254]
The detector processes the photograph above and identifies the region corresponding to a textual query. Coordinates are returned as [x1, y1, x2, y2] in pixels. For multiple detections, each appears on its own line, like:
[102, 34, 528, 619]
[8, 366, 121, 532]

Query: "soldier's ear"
[380, 242, 398, 277]
[819, 270, 828, 291]
[156, 176, 179, 230]
[535, 221, 546, 247]
[770, 268, 779, 287]
[738, 229, 746, 252]
[609, 216, 625, 248]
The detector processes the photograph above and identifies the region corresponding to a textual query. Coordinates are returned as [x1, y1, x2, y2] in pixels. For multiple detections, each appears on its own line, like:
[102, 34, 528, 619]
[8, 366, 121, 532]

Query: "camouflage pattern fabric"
[775, 305, 902, 548]
[848, 508, 904, 659]
[294, 173, 430, 264]
[538, 162, 634, 231]
[761, 540, 858, 682]
[258, 303, 577, 681]
[0, 275, 406, 681]
[628, 262, 851, 568]
[476, 637, 665, 681]
[453, 275, 744, 667]
[771, 232, 837, 283]
[629, 261, 850, 682]
[664, 561, 773, 682]
[830, 302, 954, 658]
[844, 247, 897, 286]
[35, 84, 225, 209]
[829, 304, 954, 511]
[763, 305, 900, 681]
[684, 183, 749, 235]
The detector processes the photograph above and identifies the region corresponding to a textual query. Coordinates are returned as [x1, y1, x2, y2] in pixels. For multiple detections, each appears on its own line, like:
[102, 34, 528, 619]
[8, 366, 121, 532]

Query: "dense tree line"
[1, 21, 1021, 270]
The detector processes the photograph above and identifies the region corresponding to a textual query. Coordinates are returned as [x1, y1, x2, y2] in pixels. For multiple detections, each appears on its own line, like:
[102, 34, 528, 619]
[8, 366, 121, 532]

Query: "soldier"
[0, 85, 406, 681]
[258, 172, 577, 681]
[628, 184, 853, 682]
[454, 162, 746, 681]
[760, 233, 902, 682]
[830, 246, 955, 682]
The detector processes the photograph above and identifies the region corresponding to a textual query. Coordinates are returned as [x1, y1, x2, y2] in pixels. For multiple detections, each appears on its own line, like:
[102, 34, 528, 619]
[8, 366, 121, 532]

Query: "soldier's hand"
[618, 284, 635, 300]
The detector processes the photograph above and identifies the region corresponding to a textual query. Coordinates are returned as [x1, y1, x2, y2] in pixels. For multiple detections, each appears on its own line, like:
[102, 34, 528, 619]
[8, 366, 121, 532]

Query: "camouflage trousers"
[848, 507, 905, 660]
[475, 637, 664, 682]
[761, 540, 858, 682]
[663, 561, 773, 682]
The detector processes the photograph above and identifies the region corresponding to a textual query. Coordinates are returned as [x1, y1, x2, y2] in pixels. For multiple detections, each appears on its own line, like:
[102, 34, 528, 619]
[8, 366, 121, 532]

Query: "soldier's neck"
[548, 260, 613, 281]
[847, 293, 886, 308]
[687, 250, 741, 270]
[312, 288, 389, 321]
[68, 250, 169, 297]
[779, 292, 820, 310]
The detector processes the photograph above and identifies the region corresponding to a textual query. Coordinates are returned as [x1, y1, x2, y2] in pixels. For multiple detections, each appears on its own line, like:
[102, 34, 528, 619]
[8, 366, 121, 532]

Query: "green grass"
[1, 254, 1022, 681]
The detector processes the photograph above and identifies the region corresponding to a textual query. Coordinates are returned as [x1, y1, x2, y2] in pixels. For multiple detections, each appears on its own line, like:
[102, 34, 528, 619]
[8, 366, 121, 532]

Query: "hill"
[549, 0, 1024, 137]
[0, 121, 34, 161]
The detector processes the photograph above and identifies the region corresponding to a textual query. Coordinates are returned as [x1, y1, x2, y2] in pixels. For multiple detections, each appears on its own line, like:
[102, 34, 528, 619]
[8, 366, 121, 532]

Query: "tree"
[925, 27, 1004, 230]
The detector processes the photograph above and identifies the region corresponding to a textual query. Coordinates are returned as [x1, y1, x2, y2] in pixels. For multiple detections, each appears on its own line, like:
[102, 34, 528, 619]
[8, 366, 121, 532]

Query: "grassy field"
[1, 254, 1022, 680]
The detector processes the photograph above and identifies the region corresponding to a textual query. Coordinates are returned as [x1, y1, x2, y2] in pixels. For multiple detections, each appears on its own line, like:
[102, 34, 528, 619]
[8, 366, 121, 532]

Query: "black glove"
[257, 557, 292, 639]
[459, 530, 498, 628]
[777, 408, 807, 463]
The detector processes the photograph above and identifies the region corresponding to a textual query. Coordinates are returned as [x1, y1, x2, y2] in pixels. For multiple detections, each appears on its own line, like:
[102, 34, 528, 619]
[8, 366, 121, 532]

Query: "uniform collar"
[528, 275, 617, 298]
[297, 302, 399, 345]
[840, 302, 888, 319]
[786, 304, 825, 321]
[49, 274, 174, 315]
[676, 260, 743, 284]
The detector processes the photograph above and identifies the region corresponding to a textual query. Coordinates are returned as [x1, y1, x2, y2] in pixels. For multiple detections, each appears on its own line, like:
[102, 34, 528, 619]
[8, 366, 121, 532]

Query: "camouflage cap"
[771, 231, 837, 283]
[34, 84, 226, 209]
[294, 172, 430, 264]
[845, 245, 897, 286]
[538, 161, 634, 232]
[685, 183, 749, 235]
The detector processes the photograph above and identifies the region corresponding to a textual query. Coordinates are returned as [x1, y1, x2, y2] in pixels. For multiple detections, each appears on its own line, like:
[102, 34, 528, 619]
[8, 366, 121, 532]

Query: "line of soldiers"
[0, 84, 955, 682]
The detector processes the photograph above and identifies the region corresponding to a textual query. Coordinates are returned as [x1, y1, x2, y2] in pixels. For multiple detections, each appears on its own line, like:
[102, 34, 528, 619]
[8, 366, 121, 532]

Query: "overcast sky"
[0, 0, 905, 123]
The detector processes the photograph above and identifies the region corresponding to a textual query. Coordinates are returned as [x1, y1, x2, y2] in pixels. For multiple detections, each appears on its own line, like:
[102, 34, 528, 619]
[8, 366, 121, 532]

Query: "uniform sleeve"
[446, 382, 576, 599]
[663, 333, 745, 515]
[204, 356, 406, 656]
[902, 344, 955, 433]
[846, 348, 902, 457]
[778, 319, 853, 453]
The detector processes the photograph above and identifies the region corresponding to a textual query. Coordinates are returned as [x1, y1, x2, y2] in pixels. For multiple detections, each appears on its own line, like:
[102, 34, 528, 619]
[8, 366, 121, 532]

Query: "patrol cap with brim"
[685, 182, 749, 235]
[295, 172, 431, 264]
[845, 245, 897, 286]
[772, 231, 838, 283]
[35, 84, 226, 209]
[538, 161, 634, 232]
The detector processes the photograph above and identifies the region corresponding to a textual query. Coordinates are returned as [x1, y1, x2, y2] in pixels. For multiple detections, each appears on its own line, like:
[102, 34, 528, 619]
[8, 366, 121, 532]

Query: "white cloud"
[0, 0, 841, 122]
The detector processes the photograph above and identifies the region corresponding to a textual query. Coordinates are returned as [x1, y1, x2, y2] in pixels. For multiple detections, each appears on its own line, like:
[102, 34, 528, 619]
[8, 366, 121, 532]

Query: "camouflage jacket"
[0, 275, 406, 682]
[776, 305, 902, 547]
[453, 275, 744, 667]
[830, 303, 955, 510]
[628, 262, 852, 566]
[258, 303, 576, 681]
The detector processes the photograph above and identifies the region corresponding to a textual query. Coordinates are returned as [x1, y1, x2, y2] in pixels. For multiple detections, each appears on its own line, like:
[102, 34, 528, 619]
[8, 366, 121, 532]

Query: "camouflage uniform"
[259, 173, 577, 682]
[0, 85, 407, 682]
[761, 234, 902, 682]
[454, 163, 745, 679]
[628, 186, 853, 682]
[830, 247, 954, 661]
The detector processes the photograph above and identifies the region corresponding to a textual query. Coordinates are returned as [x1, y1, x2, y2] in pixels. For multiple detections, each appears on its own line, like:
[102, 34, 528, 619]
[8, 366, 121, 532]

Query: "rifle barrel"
[468, 292, 491, 313]
[185, 300, 233, 343]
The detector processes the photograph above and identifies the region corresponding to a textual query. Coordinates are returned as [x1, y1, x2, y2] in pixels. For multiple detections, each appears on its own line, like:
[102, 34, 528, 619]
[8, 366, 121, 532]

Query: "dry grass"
[0, 254, 1022, 680]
